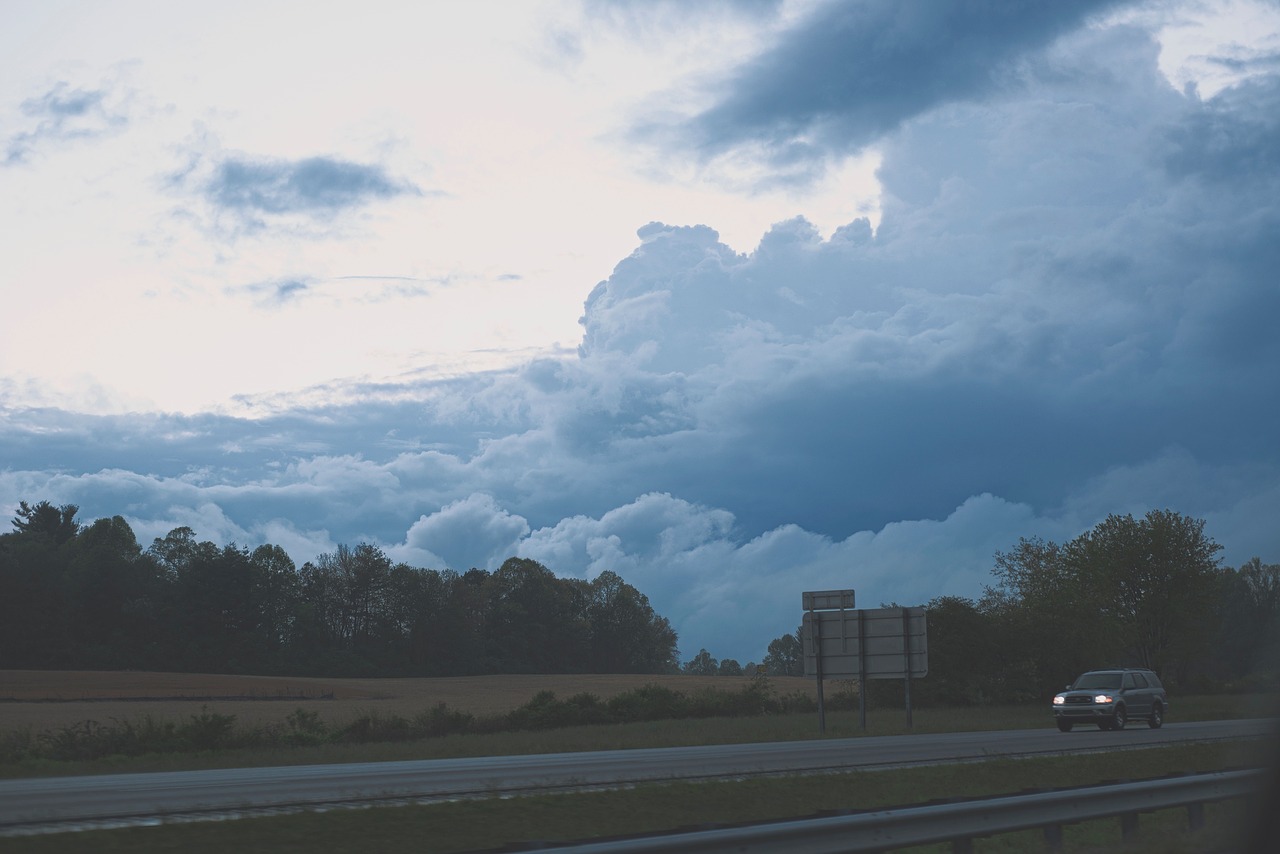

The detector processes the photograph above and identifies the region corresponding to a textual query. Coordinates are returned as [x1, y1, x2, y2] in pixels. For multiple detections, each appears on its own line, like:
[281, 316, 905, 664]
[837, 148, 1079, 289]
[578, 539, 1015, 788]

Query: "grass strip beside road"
[2, 742, 1260, 853]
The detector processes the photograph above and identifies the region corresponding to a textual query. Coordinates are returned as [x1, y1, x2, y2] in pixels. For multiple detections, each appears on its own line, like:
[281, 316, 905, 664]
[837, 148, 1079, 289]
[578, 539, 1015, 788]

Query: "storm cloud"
[638, 0, 1129, 180]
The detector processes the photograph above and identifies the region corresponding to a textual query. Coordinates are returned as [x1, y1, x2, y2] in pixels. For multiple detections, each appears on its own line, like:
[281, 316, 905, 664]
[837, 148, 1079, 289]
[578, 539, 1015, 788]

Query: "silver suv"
[1052, 668, 1167, 732]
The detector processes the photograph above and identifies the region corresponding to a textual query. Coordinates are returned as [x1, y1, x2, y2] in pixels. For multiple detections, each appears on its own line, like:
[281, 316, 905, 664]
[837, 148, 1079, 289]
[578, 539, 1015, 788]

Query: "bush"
[606, 684, 689, 722]
[280, 708, 329, 746]
[333, 712, 417, 744]
[414, 703, 474, 738]
[503, 691, 613, 731]
[178, 708, 238, 751]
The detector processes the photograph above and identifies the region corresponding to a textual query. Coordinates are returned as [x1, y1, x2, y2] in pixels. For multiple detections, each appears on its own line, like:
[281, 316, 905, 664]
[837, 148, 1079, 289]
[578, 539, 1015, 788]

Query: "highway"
[1, 718, 1271, 834]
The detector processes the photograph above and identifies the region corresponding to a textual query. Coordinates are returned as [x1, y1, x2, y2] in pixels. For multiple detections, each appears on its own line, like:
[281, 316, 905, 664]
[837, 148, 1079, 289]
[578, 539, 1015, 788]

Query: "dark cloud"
[206, 155, 420, 216]
[637, 0, 1126, 180]
[5, 81, 130, 165]
[1163, 72, 1280, 184]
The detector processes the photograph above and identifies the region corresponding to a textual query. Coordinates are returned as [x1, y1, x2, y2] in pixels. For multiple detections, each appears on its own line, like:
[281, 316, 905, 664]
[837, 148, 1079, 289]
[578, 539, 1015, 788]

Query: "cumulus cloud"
[396, 493, 531, 571]
[5, 81, 131, 165]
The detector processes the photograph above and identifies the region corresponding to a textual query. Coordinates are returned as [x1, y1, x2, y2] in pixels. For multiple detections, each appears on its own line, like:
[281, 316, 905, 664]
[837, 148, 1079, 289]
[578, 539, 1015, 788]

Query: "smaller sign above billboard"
[802, 589, 855, 611]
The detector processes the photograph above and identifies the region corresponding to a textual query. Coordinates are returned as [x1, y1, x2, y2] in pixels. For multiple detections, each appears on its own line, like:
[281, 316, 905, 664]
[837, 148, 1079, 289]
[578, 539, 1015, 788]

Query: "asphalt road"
[2, 718, 1272, 834]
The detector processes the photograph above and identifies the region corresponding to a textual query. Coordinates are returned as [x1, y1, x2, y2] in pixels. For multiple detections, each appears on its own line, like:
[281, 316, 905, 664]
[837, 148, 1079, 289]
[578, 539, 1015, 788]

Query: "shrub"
[333, 712, 417, 744]
[281, 708, 328, 746]
[178, 708, 238, 751]
[606, 684, 689, 722]
[414, 703, 474, 738]
[504, 691, 612, 731]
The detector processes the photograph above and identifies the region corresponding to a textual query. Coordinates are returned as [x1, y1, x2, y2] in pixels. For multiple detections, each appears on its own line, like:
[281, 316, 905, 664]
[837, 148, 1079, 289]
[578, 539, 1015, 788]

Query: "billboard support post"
[902, 608, 913, 730]
[813, 606, 826, 734]
[801, 589, 855, 736]
[858, 610, 867, 731]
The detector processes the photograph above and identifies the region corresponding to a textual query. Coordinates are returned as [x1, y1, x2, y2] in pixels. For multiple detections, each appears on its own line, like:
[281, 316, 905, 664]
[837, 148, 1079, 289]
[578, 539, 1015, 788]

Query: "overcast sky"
[3, 0, 1279, 663]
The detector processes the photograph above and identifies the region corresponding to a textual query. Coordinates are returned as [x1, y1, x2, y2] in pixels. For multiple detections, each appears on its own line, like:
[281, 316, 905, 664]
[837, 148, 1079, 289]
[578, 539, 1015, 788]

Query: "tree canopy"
[0, 501, 680, 677]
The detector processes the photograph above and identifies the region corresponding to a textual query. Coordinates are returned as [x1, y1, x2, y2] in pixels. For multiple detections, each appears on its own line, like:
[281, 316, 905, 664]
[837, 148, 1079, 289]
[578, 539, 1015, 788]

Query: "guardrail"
[534, 768, 1263, 853]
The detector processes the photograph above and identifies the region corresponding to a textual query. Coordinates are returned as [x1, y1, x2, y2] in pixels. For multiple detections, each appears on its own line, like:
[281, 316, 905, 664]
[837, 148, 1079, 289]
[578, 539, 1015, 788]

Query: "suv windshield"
[1073, 673, 1121, 690]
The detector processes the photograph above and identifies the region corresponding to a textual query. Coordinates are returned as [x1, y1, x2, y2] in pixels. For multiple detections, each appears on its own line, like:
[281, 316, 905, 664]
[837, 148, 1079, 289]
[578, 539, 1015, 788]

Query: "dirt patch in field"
[0, 670, 818, 732]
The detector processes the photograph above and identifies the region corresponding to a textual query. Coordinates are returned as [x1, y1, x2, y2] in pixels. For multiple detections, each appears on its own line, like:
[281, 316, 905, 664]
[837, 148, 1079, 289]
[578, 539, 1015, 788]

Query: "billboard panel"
[802, 606, 927, 679]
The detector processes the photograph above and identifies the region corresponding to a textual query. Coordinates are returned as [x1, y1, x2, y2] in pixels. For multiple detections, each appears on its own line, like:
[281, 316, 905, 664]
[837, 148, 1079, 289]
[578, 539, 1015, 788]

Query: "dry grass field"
[0, 670, 819, 732]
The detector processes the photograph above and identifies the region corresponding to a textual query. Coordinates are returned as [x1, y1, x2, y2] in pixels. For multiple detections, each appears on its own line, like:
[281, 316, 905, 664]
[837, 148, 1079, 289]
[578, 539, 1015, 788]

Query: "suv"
[1052, 668, 1167, 732]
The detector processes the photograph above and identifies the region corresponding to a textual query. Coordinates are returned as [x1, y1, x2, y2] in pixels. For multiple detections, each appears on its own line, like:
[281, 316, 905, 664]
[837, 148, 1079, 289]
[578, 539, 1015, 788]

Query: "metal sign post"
[802, 589, 855, 735]
[858, 610, 867, 731]
[813, 609, 825, 734]
[902, 608, 913, 730]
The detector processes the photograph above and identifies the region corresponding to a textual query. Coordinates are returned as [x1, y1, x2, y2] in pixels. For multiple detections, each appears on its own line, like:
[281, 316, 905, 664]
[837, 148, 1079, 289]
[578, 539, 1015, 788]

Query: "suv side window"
[1122, 673, 1137, 690]
[1132, 673, 1148, 688]
[1145, 672, 1163, 688]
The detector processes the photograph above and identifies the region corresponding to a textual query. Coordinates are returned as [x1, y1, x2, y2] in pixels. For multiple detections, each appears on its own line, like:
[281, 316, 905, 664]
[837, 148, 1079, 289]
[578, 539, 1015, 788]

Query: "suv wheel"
[1148, 703, 1163, 729]
[1111, 704, 1127, 730]
[1056, 720, 1073, 732]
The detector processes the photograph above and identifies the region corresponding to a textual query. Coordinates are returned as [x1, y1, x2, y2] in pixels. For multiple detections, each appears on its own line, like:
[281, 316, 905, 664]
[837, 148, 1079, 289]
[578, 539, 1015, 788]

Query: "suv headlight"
[1053, 695, 1065, 705]
[1094, 694, 1114, 704]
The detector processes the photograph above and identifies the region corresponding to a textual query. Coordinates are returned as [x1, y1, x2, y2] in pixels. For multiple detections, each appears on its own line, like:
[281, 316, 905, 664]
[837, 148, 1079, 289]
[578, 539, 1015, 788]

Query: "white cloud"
[398, 493, 531, 572]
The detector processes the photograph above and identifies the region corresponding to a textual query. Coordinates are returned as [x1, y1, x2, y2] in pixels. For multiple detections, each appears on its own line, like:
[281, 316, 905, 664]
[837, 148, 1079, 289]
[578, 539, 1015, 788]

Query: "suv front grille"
[1064, 696, 1094, 705]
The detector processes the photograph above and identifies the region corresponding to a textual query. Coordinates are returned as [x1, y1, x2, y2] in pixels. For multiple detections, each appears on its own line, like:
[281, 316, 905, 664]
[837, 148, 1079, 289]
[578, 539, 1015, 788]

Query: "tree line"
[0, 501, 679, 677]
[756, 509, 1279, 703]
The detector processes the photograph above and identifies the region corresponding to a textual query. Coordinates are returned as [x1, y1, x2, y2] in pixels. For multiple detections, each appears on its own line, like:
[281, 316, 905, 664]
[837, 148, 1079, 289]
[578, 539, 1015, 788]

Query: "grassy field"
[0, 669, 814, 730]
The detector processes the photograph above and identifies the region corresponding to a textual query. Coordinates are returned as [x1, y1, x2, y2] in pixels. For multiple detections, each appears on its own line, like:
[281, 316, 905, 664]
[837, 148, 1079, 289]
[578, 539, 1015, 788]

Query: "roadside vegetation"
[2, 679, 1272, 779]
[1, 679, 832, 773]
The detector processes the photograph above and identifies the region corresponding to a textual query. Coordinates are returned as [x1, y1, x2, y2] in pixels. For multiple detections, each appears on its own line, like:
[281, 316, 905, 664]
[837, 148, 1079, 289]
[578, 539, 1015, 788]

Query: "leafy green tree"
[322, 543, 394, 649]
[683, 648, 719, 675]
[762, 627, 804, 676]
[248, 543, 301, 658]
[65, 516, 161, 668]
[1211, 558, 1280, 683]
[487, 557, 590, 672]
[1069, 510, 1221, 675]
[991, 535, 1108, 685]
[719, 658, 743, 676]
[11, 500, 80, 545]
[993, 510, 1222, 684]
[0, 510, 74, 666]
[585, 570, 679, 673]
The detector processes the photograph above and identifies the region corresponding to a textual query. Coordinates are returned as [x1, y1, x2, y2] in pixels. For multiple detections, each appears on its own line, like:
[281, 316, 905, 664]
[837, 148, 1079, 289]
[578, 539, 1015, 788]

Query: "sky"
[3, 0, 1279, 664]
